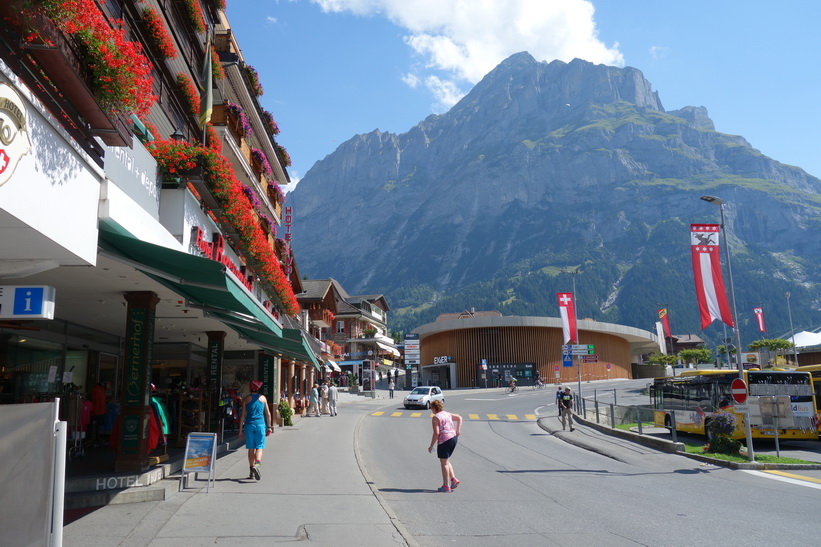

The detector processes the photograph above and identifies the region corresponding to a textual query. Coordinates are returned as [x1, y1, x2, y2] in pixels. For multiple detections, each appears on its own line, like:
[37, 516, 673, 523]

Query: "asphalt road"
[358, 381, 820, 546]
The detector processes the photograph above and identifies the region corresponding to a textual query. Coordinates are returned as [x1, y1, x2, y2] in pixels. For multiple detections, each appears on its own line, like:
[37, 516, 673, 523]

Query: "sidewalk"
[63, 390, 410, 546]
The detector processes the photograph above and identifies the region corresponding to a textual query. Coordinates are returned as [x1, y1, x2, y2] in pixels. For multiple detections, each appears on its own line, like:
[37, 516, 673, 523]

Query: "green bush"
[277, 398, 293, 426]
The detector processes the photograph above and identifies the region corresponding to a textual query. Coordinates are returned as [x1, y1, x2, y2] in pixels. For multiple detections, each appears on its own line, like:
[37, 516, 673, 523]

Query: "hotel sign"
[0, 83, 31, 187]
[192, 226, 282, 325]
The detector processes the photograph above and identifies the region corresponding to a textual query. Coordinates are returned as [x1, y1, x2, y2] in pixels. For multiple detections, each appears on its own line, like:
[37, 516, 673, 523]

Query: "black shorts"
[437, 436, 458, 459]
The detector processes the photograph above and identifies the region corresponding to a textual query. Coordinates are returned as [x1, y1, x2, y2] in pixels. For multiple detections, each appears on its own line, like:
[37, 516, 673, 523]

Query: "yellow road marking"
[525, 414, 537, 420]
[468, 413, 480, 420]
[391, 412, 402, 417]
[372, 411, 384, 416]
[506, 414, 518, 420]
[411, 412, 422, 417]
[487, 414, 500, 420]
[764, 470, 821, 484]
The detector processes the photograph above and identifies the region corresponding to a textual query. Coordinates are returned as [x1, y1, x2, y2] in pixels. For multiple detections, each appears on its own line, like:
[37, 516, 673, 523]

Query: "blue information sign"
[562, 353, 573, 367]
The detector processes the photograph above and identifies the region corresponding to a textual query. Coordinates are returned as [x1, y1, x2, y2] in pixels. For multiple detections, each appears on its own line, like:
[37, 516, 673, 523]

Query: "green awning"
[225, 320, 321, 369]
[98, 229, 282, 338]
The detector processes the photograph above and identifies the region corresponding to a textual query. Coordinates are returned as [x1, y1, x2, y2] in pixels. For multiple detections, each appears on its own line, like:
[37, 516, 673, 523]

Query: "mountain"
[287, 53, 821, 345]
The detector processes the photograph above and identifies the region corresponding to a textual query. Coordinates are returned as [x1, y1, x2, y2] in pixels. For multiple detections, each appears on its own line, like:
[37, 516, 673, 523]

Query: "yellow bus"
[650, 369, 818, 440]
[795, 364, 821, 430]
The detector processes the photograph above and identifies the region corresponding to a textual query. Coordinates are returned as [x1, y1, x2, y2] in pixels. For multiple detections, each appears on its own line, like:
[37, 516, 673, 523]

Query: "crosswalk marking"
[369, 411, 538, 421]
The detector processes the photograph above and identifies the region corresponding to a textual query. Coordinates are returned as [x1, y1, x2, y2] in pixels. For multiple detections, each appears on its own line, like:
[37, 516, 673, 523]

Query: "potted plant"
[704, 412, 742, 454]
[277, 398, 293, 427]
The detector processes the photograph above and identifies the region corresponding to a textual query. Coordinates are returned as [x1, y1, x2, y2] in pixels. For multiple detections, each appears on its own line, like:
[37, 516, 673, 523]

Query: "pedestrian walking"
[560, 387, 575, 431]
[309, 383, 320, 417]
[556, 386, 563, 417]
[320, 381, 330, 415]
[328, 382, 339, 416]
[388, 378, 395, 399]
[238, 380, 272, 480]
[427, 399, 462, 492]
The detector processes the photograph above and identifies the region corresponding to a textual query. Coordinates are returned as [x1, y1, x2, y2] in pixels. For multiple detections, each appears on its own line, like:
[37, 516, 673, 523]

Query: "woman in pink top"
[428, 399, 463, 492]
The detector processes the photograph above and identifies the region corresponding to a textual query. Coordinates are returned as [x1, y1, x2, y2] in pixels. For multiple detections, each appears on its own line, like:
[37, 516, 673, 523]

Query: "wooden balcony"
[309, 309, 334, 328]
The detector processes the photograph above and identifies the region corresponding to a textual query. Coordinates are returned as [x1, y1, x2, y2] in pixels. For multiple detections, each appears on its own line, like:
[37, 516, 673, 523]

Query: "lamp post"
[700, 195, 754, 461]
[785, 292, 799, 365]
[562, 267, 583, 401]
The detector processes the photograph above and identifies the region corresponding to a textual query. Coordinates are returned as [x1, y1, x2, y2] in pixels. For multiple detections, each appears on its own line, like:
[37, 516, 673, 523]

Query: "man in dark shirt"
[560, 387, 575, 431]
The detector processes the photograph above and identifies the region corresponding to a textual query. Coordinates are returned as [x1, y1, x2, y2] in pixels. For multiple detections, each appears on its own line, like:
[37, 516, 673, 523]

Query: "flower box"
[21, 15, 131, 147]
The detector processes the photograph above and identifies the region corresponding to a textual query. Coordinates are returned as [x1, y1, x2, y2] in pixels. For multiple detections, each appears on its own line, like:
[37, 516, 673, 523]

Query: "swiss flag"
[557, 292, 577, 344]
[0, 149, 9, 175]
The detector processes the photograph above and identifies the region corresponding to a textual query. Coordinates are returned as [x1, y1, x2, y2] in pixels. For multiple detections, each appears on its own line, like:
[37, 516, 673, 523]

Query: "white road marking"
[743, 470, 821, 490]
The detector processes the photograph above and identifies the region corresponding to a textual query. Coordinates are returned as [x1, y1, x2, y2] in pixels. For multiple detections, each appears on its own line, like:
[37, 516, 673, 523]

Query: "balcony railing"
[309, 308, 334, 328]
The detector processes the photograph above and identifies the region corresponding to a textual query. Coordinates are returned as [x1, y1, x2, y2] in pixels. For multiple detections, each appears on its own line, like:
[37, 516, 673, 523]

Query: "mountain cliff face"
[288, 53, 821, 341]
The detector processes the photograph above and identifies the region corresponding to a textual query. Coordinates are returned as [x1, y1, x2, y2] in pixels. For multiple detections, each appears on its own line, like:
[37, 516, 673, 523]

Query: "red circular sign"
[731, 378, 747, 404]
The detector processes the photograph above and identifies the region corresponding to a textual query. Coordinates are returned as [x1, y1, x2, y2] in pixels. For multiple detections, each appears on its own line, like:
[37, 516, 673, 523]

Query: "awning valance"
[98, 229, 282, 337]
[376, 341, 400, 357]
[228, 323, 321, 369]
[327, 360, 342, 372]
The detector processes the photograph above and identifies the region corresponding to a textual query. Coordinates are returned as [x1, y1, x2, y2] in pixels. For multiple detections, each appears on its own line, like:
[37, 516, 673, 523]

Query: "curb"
[353, 413, 417, 547]
[559, 415, 821, 470]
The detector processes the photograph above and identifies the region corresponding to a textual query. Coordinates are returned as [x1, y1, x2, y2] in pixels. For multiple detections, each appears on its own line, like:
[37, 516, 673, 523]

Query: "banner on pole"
[690, 224, 734, 329]
[557, 292, 577, 344]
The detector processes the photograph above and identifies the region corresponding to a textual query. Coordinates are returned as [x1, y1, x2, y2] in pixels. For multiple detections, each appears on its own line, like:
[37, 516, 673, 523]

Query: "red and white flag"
[658, 308, 672, 338]
[690, 224, 734, 329]
[557, 292, 577, 344]
[753, 306, 766, 333]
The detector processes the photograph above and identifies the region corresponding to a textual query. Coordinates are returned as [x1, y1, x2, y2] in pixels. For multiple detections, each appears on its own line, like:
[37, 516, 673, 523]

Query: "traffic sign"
[581, 355, 598, 363]
[562, 354, 573, 367]
[731, 378, 747, 404]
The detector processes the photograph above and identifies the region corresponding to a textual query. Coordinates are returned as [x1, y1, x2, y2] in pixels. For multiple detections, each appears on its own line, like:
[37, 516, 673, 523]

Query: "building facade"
[0, 0, 322, 478]
[413, 313, 659, 388]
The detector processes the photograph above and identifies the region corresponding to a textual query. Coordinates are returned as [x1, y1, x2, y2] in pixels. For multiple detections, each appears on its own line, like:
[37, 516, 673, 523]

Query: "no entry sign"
[731, 378, 747, 404]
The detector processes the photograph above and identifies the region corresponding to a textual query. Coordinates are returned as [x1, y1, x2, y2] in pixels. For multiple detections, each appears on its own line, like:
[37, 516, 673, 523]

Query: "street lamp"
[785, 292, 799, 365]
[700, 195, 755, 461]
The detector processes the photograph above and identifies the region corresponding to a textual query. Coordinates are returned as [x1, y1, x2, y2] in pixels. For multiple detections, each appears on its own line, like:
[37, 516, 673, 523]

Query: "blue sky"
[227, 1, 821, 189]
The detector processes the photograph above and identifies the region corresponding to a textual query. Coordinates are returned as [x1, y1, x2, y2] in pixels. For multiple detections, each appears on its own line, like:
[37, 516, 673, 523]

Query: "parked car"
[403, 386, 444, 409]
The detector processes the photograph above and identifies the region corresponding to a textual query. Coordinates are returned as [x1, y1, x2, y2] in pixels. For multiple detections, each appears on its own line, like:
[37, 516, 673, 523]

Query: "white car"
[404, 386, 444, 409]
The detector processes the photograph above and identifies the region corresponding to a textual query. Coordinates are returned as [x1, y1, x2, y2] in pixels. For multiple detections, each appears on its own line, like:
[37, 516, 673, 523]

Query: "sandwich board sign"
[180, 432, 217, 492]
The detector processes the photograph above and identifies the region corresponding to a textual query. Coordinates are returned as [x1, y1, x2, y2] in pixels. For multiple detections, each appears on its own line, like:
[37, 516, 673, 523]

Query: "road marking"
[487, 414, 500, 420]
[411, 412, 422, 417]
[468, 414, 480, 420]
[372, 411, 384, 416]
[391, 412, 402, 417]
[525, 414, 537, 420]
[506, 414, 518, 420]
[744, 470, 821, 490]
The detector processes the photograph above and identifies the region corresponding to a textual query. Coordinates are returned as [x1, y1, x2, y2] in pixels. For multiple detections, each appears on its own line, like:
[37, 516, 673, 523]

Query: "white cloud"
[283, 173, 301, 194]
[424, 75, 464, 111]
[401, 72, 420, 88]
[649, 45, 668, 61]
[309, 0, 623, 105]
[266, 16, 278, 24]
